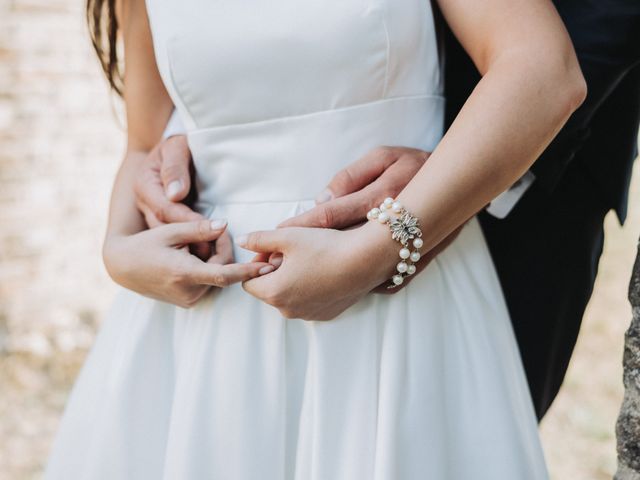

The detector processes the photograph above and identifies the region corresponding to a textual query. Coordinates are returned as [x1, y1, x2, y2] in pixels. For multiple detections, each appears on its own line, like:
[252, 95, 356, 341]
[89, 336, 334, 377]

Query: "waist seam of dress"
[200, 198, 317, 208]
[187, 92, 445, 135]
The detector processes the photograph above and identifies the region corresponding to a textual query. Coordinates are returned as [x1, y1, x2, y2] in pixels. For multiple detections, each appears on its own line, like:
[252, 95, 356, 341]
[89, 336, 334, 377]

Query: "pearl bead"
[384, 197, 394, 207]
[380, 202, 388, 211]
[399, 248, 411, 259]
[378, 212, 390, 224]
[410, 251, 421, 262]
[367, 208, 380, 220]
[392, 201, 403, 213]
[407, 264, 417, 275]
[392, 274, 404, 285]
[413, 237, 423, 249]
[397, 261, 408, 273]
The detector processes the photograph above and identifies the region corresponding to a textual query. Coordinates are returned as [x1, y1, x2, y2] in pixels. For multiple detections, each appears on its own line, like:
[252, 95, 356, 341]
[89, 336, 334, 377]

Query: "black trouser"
[479, 163, 609, 420]
[478, 66, 639, 420]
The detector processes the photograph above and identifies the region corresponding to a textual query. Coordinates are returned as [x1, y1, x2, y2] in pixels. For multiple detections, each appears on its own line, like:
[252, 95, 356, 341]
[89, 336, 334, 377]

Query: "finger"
[315, 146, 418, 204]
[279, 186, 378, 229]
[161, 202, 204, 224]
[208, 230, 234, 265]
[162, 219, 228, 245]
[139, 204, 165, 228]
[315, 148, 397, 203]
[190, 241, 213, 261]
[241, 274, 272, 300]
[282, 152, 427, 229]
[235, 229, 291, 253]
[191, 261, 274, 287]
[249, 252, 284, 270]
[138, 178, 202, 224]
[251, 252, 271, 264]
[268, 252, 283, 268]
[160, 135, 192, 202]
[135, 143, 202, 223]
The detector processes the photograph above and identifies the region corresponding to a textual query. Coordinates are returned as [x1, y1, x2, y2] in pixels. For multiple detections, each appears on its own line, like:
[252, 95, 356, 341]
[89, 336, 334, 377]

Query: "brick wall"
[0, 0, 123, 358]
[0, 1, 126, 476]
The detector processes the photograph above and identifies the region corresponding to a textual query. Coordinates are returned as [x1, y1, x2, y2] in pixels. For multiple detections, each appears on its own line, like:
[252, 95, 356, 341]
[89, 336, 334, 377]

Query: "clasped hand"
[120, 137, 460, 319]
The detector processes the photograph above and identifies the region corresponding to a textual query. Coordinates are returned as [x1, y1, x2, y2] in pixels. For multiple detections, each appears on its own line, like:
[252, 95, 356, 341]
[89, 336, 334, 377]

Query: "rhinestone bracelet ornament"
[366, 197, 424, 289]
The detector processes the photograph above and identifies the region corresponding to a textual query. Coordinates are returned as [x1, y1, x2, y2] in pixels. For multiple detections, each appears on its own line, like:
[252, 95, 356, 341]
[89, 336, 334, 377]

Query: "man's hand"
[134, 135, 200, 227]
[279, 146, 430, 230]
[133, 135, 215, 259]
[278, 146, 463, 292]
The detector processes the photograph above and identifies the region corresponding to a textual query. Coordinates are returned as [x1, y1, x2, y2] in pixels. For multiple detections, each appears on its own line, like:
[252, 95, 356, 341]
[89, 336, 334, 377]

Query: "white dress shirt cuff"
[485, 171, 536, 219]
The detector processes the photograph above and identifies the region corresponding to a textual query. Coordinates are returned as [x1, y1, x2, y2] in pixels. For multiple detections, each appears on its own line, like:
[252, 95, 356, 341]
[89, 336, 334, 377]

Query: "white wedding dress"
[44, 0, 549, 478]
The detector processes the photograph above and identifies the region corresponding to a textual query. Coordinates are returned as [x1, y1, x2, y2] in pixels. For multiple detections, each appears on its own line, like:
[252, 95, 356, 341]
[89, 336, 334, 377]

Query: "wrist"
[102, 231, 137, 283]
[102, 234, 123, 283]
[361, 198, 426, 288]
[350, 220, 406, 288]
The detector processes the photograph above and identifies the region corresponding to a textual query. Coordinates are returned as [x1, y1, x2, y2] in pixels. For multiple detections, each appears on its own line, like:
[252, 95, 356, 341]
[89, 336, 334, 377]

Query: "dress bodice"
[145, 0, 445, 208]
[147, 0, 443, 131]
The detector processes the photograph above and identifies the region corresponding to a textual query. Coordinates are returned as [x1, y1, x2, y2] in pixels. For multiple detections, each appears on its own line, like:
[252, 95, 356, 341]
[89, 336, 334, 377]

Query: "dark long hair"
[86, 0, 123, 95]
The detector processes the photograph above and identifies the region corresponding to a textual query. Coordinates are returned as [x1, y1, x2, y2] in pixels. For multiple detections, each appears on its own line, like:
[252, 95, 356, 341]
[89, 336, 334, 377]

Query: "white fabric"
[487, 171, 536, 218]
[44, 0, 548, 478]
[162, 109, 186, 139]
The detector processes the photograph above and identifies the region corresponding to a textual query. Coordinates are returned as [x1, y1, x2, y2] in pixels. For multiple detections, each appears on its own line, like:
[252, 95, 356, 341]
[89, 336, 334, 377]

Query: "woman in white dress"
[45, 0, 585, 478]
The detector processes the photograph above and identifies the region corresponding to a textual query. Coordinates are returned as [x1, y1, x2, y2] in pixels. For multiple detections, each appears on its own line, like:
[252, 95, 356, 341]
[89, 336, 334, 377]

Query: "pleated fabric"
[45, 0, 548, 477]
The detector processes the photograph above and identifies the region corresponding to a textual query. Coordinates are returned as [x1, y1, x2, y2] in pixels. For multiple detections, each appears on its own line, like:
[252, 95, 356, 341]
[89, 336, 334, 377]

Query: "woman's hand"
[238, 224, 398, 320]
[104, 219, 275, 308]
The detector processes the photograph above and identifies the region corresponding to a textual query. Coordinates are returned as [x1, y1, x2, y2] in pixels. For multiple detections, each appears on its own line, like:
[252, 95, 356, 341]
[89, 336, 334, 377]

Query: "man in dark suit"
[134, 0, 640, 420]
[468, 1, 640, 418]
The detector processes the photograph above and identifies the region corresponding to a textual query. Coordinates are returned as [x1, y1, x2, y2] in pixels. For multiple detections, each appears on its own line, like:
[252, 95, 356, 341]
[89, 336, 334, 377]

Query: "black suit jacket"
[442, 0, 640, 222]
[435, 0, 640, 418]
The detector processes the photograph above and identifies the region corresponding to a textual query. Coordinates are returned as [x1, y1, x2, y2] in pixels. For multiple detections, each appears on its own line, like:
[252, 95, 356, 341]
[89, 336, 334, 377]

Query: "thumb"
[160, 135, 192, 202]
[162, 218, 228, 245]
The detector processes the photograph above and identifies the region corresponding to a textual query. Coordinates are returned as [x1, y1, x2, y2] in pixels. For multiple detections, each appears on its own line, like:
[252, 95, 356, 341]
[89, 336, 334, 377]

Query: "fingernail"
[270, 255, 283, 267]
[210, 219, 227, 230]
[259, 265, 275, 275]
[235, 234, 248, 247]
[315, 189, 334, 205]
[166, 180, 183, 199]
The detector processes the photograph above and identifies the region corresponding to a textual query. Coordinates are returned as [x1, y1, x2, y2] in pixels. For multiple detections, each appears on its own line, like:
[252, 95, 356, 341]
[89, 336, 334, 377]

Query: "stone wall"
[616, 240, 640, 479]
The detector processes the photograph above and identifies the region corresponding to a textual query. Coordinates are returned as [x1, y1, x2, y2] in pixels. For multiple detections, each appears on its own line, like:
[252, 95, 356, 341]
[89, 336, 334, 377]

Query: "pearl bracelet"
[366, 197, 424, 289]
